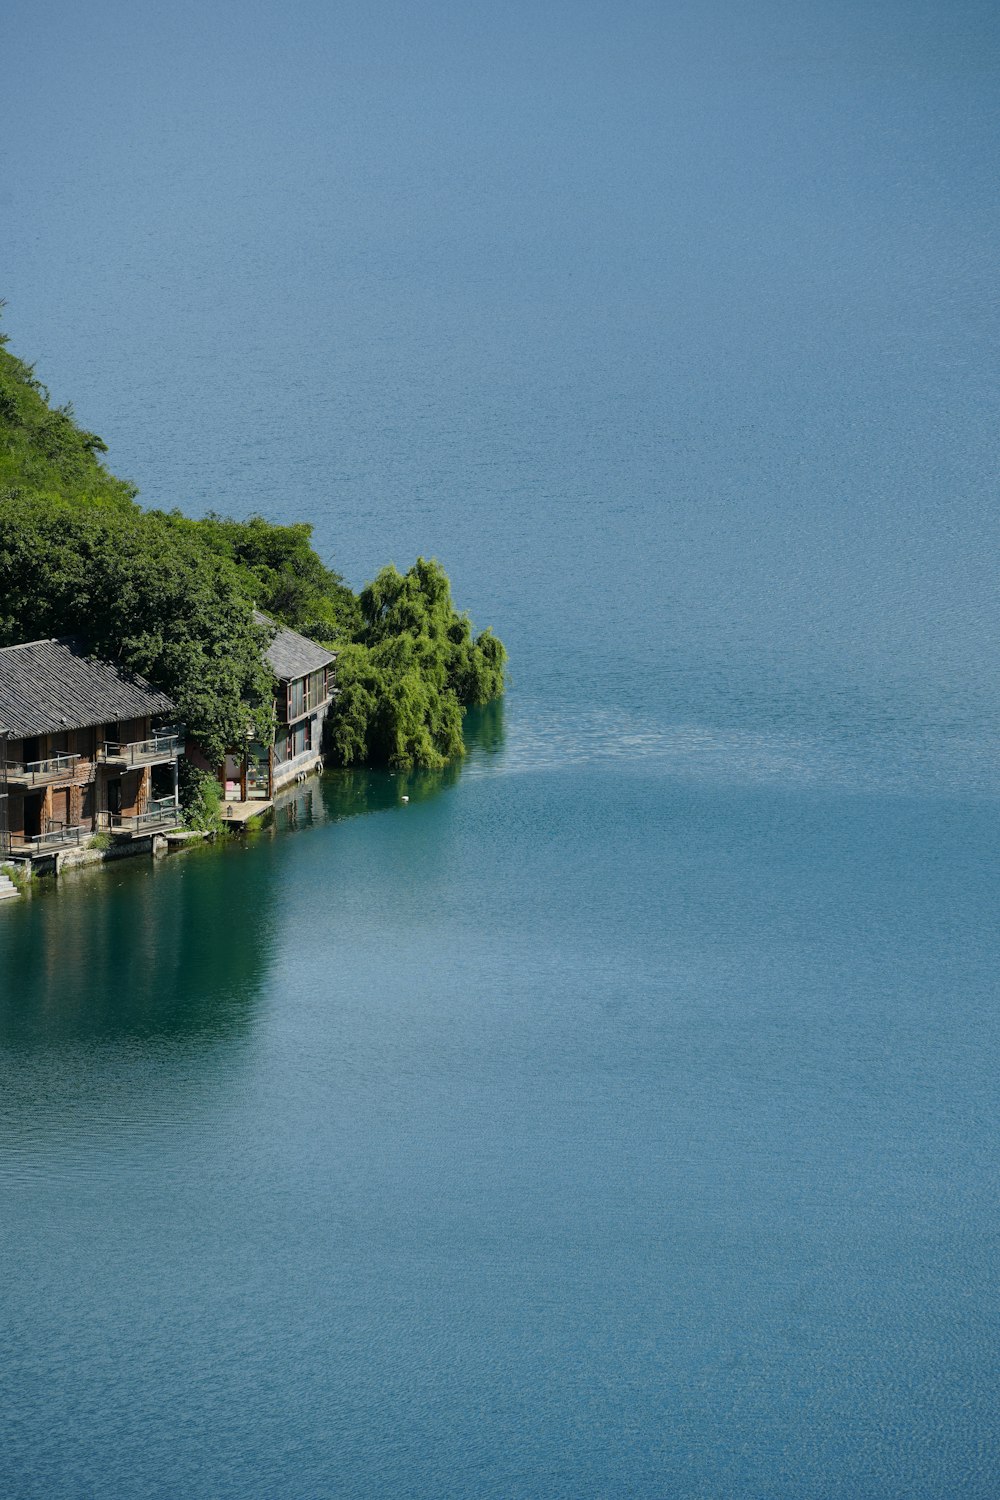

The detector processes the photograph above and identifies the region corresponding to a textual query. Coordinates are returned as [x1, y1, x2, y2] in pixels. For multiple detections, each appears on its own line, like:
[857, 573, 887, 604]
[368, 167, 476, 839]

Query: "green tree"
[0, 493, 273, 765]
[164, 511, 360, 642]
[326, 559, 506, 770]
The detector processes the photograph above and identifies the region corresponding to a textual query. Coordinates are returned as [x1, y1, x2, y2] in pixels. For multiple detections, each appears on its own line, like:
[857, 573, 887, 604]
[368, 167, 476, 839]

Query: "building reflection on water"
[0, 841, 278, 1048]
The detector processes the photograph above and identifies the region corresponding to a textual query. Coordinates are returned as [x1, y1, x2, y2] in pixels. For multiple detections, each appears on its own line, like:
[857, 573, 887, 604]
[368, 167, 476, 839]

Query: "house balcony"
[5, 753, 84, 789]
[98, 726, 185, 768]
[10, 822, 86, 854]
[98, 798, 183, 837]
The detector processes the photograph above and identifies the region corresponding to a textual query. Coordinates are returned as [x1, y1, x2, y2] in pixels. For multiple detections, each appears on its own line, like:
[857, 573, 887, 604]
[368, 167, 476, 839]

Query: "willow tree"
[326, 558, 506, 770]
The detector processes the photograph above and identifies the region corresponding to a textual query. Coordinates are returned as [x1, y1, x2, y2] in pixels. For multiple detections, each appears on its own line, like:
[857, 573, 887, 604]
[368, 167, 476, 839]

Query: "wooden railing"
[6, 753, 82, 786]
[12, 821, 85, 850]
[98, 798, 182, 833]
[99, 727, 184, 766]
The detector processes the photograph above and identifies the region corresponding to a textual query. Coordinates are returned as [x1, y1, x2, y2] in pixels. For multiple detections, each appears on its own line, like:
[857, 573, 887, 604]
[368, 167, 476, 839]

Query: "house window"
[246, 743, 270, 801]
[291, 719, 311, 759]
[288, 678, 305, 719]
[303, 670, 325, 711]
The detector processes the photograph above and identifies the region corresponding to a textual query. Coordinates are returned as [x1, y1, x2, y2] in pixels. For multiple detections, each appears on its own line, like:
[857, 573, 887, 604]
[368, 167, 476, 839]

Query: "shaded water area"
[4, 0, 1000, 1493]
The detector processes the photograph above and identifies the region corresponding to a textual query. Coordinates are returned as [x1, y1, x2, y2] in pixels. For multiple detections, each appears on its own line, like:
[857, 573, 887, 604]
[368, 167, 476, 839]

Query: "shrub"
[180, 764, 226, 834]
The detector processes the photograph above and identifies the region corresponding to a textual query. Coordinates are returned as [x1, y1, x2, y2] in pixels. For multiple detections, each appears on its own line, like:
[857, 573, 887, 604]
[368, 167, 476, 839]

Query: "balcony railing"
[98, 798, 182, 834]
[98, 727, 184, 767]
[12, 821, 85, 851]
[6, 753, 82, 787]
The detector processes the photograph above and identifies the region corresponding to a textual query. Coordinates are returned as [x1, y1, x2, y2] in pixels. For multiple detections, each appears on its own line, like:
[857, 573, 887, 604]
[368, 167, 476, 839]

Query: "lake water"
[2, 1, 999, 1495]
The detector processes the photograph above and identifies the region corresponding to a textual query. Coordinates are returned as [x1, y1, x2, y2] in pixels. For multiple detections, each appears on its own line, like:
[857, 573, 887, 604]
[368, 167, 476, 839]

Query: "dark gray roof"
[254, 611, 336, 682]
[0, 639, 176, 739]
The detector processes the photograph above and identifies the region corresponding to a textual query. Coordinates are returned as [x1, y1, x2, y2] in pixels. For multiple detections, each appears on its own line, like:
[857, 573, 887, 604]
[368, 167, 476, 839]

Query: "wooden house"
[220, 614, 336, 810]
[0, 639, 184, 860]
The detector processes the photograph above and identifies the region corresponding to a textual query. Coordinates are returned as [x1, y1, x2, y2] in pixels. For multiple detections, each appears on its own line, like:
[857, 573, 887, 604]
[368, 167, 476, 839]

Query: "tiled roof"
[0, 639, 176, 739]
[254, 611, 336, 682]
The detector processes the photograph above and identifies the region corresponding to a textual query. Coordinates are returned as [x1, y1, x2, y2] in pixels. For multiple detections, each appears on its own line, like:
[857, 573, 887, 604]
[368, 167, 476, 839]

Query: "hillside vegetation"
[0, 310, 505, 776]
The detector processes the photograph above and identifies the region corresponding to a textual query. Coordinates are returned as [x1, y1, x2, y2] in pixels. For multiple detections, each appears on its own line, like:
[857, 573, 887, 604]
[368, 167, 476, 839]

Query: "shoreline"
[0, 769, 327, 899]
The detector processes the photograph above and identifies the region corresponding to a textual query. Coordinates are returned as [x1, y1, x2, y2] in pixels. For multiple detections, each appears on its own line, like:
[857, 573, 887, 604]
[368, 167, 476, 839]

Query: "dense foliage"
[164, 511, 361, 643]
[0, 312, 505, 780]
[327, 560, 507, 770]
[0, 492, 274, 765]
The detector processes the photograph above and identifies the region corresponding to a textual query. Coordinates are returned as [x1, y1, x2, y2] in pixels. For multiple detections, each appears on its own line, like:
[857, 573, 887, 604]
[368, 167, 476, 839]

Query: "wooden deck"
[220, 799, 273, 825]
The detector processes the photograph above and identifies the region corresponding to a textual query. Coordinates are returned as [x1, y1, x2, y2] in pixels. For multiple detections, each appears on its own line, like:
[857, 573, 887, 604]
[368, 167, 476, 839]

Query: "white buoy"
[401, 795, 409, 802]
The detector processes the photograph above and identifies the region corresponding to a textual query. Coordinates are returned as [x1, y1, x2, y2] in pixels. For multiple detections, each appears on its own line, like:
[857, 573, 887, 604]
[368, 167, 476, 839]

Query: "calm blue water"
[3, 1, 1000, 1494]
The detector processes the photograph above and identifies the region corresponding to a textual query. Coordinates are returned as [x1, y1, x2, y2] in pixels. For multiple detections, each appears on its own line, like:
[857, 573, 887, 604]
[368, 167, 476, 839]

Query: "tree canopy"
[0, 492, 274, 765]
[164, 511, 361, 643]
[325, 559, 506, 770]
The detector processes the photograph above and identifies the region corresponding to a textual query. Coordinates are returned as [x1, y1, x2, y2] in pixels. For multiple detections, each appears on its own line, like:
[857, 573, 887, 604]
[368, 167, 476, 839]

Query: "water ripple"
[466, 701, 1000, 798]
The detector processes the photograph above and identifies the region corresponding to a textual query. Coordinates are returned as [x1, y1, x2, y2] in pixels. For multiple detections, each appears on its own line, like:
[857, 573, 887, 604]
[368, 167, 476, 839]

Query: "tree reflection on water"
[274, 697, 506, 829]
